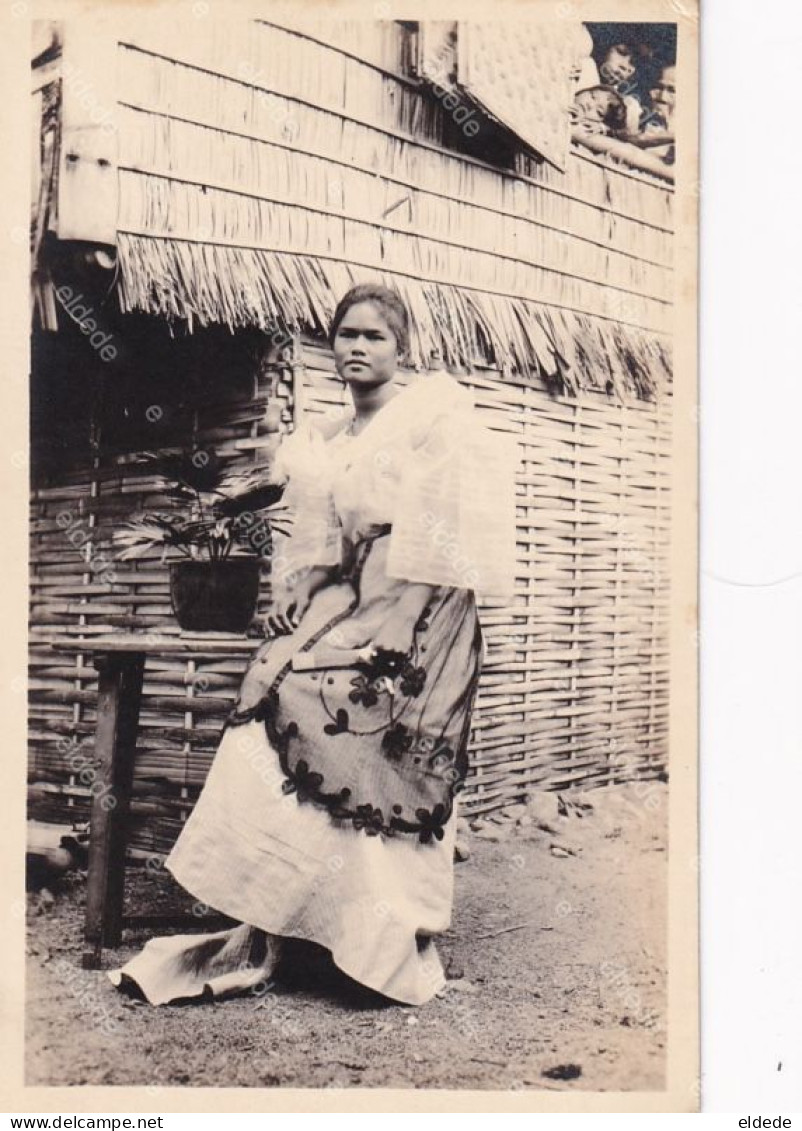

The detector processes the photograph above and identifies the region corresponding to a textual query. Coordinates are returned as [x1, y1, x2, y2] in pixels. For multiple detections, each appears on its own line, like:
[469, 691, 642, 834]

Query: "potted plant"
[114, 447, 288, 633]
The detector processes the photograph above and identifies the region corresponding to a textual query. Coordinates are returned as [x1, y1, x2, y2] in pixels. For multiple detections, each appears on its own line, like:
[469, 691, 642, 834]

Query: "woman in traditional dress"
[108, 284, 517, 1007]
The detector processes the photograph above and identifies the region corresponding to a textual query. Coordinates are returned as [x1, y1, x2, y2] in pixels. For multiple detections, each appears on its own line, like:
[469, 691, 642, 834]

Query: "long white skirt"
[108, 719, 456, 1006]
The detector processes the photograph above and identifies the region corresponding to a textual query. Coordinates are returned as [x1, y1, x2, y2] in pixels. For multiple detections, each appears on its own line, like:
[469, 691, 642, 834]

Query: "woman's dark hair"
[329, 284, 410, 357]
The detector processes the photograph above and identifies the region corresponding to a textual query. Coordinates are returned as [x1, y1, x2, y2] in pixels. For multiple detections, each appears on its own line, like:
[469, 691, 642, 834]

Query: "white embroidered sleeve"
[270, 426, 342, 583]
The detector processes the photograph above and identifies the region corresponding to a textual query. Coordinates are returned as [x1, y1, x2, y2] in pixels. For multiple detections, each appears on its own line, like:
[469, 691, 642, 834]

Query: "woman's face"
[333, 301, 400, 388]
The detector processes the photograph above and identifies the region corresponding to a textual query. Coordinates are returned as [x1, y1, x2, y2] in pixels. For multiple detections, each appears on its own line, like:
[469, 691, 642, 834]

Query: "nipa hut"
[30, 17, 674, 856]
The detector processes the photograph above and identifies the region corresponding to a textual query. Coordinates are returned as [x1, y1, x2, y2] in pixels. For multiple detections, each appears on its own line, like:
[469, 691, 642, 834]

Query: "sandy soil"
[25, 781, 667, 1092]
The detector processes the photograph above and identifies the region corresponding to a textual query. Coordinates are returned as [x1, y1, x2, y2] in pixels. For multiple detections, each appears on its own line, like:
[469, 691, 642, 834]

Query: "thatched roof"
[33, 19, 673, 401]
[116, 235, 672, 401]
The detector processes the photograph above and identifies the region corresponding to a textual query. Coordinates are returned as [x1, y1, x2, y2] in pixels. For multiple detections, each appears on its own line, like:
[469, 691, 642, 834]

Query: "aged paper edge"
[0, 0, 699, 1112]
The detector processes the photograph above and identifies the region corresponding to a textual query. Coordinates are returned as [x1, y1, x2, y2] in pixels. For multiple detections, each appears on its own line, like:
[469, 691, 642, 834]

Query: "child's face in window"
[601, 45, 635, 86]
[574, 89, 612, 122]
[650, 66, 676, 117]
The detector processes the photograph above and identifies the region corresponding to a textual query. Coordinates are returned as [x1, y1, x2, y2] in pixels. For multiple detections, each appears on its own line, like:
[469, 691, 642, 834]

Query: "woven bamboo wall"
[29, 329, 669, 853]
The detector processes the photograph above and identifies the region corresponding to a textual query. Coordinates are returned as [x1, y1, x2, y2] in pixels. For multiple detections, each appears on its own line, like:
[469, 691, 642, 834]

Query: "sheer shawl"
[270, 373, 519, 597]
[385, 374, 519, 597]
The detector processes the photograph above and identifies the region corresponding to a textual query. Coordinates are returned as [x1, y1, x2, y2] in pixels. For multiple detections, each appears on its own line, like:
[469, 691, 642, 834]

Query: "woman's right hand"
[263, 583, 312, 637]
[262, 565, 334, 637]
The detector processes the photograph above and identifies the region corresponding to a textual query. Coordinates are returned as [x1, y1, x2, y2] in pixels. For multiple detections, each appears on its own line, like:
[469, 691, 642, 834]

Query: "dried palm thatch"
[117, 235, 671, 401]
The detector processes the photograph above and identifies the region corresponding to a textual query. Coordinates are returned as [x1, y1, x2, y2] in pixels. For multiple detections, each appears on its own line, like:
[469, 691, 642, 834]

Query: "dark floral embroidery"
[382, 722, 413, 762]
[293, 758, 324, 800]
[415, 804, 448, 844]
[348, 674, 380, 708]
[428, 743, 455, 773]
[323, 708, 350, 736]
[399, 664, 427, 698]
[233, 536, 481, 844]
[353, 803, 386, 836]
[330, 786, 354, 821]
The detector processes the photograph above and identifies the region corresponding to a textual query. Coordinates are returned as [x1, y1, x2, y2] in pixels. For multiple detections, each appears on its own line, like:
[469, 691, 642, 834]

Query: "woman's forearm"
[302, 564, 338, 597]
[614, 129, 675, 148]
[394, 582, 438, 624]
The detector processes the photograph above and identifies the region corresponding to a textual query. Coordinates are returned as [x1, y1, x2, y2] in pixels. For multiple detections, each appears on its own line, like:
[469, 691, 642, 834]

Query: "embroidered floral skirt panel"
[109, 533, 482, 1006]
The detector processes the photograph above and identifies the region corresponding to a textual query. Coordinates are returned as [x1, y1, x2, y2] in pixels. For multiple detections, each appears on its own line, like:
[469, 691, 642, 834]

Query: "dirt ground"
[25, 781, 667, 1092]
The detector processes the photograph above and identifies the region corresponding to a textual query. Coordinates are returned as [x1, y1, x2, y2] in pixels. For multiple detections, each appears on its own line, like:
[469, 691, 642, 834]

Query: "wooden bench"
[50, 634, 258, 969]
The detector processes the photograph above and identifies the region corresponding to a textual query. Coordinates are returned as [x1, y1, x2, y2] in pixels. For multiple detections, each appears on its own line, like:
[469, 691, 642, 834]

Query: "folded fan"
[291, 645, 375, 672]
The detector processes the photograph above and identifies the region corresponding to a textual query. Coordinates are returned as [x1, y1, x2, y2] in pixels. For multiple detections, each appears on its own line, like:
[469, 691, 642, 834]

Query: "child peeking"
[571, 86, 627, 137]
[596, 42, 643, 134]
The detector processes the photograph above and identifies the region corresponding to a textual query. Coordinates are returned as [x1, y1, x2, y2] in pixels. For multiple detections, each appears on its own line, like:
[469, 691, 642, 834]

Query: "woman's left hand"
[370, 609, 418, 661]
[369, 582, 436, 658]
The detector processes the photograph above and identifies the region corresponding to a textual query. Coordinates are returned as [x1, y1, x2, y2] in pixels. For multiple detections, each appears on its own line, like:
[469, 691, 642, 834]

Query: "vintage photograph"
[23, 5, 695, 1098]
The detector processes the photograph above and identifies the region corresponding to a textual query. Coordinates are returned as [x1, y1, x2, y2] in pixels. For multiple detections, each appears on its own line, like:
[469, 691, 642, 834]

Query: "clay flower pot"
[169, 559, 261, 633]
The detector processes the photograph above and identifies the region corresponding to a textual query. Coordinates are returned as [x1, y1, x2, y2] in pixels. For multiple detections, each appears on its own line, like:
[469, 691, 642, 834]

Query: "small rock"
[444, 978, 479, 995]
[473, 829, 501, 842]
[549, 844, 573, 858]
[446, 957, 465, 980]
[34, 889, 56, 914]
[560, 794, 594, 818]
[542, 1063, 582, 1081]
[517, 825, 550, 844]
[454, 840, 471, 862]
[523, 790, 561, 827]
[406, 1015, 419, 1026]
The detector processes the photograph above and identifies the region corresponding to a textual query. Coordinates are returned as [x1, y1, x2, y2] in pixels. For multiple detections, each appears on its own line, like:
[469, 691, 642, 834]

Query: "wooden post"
[289, 334, 306, 422]
[82, 652, 144, 969]
[57, 22, 119, 244]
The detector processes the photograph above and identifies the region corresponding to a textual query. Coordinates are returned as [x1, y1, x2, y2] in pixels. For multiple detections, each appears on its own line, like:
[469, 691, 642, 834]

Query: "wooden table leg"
[82, 652, 145, 969]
